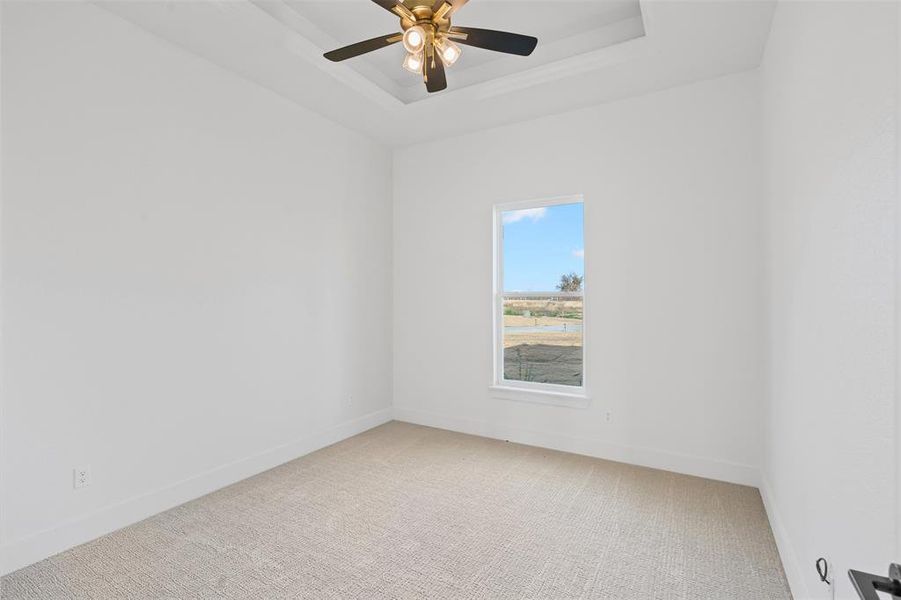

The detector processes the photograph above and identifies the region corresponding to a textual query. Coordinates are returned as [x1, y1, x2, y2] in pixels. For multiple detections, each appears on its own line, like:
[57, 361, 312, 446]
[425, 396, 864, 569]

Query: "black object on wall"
[849, 563, 901, 600]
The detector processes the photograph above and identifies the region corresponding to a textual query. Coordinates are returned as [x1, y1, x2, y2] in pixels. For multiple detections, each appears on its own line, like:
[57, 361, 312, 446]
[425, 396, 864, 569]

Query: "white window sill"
[489, 385, 590, 409]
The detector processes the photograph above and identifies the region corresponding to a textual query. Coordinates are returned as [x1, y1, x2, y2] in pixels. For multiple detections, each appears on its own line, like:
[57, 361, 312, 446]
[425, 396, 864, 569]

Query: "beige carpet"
[2, 421, 791, 599]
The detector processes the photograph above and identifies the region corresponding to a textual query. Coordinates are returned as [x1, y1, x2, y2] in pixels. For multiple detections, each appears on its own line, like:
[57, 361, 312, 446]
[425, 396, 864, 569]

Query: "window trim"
[492, 194, 588, 405]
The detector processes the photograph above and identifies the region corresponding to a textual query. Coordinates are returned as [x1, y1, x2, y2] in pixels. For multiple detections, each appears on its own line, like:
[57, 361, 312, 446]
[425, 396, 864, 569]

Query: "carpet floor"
[2, 421, 791, 599]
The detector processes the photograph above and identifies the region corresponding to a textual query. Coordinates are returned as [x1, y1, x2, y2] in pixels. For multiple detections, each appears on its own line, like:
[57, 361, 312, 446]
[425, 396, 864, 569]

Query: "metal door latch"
[849, 563, 901, 600]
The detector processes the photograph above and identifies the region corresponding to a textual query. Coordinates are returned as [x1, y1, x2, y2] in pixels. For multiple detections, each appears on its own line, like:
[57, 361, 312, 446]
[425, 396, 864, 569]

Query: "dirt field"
[502, 316, 582, 348]
[502, 297, 583, 386]
[504, 344, 583, 386]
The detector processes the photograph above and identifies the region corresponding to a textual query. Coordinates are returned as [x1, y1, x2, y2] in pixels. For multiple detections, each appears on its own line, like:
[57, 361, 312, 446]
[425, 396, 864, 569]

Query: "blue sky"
[502, 202, 584, 292]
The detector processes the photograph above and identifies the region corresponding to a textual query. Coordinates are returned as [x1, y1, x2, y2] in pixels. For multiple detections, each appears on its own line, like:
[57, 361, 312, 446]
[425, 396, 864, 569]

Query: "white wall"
[897, 0, 901, 567]
[760, 2, 899, 599]
[0, 1, 393, 573]
[4, 0, 898, 591]
[393, 70, 765, 486]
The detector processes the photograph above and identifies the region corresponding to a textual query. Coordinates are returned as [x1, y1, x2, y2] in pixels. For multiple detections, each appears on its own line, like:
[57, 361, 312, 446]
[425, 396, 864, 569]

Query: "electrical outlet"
[73, 465, 91, 490]
[605, 411, 612, 423]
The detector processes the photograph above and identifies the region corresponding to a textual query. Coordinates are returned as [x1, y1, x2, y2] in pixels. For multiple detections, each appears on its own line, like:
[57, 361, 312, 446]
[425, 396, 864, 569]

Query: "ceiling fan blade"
[432, 0, 468, 18]
[371, 0, 401, 14]
[373, 0, 416, 20]
[424, 50, 447, 93]
[450, 27, 537, 56]
[324, 33, 401, 62]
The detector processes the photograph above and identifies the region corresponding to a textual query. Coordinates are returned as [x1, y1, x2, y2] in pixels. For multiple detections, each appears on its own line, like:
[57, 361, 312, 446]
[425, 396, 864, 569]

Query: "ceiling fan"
[323, 0, 538, 93]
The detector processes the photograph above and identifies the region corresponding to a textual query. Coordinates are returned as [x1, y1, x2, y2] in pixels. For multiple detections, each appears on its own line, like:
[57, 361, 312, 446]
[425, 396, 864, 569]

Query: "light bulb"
[402, 26, 426, 54]
[437, 38, 461, 67]
[403, 51, 423, 74]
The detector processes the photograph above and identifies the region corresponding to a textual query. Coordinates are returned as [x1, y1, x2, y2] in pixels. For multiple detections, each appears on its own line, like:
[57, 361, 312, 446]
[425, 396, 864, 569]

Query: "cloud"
[503, 207, 547, 224]
[572, 249, 584, 258]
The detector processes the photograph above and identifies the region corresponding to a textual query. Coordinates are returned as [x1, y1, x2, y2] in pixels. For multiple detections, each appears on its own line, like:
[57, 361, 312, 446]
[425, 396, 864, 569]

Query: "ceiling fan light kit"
[402, 51, 424, 73]
[323, 0, 538, 93]
[402, 25, 427, 54]
[436, 37, 461, 67]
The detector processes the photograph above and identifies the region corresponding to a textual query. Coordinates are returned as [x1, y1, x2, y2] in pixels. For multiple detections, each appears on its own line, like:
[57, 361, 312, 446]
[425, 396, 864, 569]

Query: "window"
[493, 196, 586, 400]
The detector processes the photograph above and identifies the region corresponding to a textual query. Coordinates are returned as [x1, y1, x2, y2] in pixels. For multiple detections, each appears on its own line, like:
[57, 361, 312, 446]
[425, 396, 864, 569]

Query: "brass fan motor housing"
[399, 2, 452, 35]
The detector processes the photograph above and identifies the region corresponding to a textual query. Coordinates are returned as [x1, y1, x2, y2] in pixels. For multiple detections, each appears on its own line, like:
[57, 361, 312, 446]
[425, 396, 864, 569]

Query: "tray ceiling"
[95, 0, 776, 147]
[272, 0, 645, 102]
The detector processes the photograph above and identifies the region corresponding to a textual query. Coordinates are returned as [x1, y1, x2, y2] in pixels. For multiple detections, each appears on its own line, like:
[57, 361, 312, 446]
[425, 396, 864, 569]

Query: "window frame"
[491, 194, 588, 406]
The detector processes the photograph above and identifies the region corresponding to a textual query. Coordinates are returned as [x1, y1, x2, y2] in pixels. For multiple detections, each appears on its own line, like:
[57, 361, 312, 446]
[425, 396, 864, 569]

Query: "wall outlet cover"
[74, 465, 92, 489]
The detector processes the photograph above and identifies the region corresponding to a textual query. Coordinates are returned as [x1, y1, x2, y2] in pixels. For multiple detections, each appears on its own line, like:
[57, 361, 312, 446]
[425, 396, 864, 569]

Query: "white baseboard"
[393, 406, 760, 487]
[0, 407, 393, 576]
[759, 477, 809, 600]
